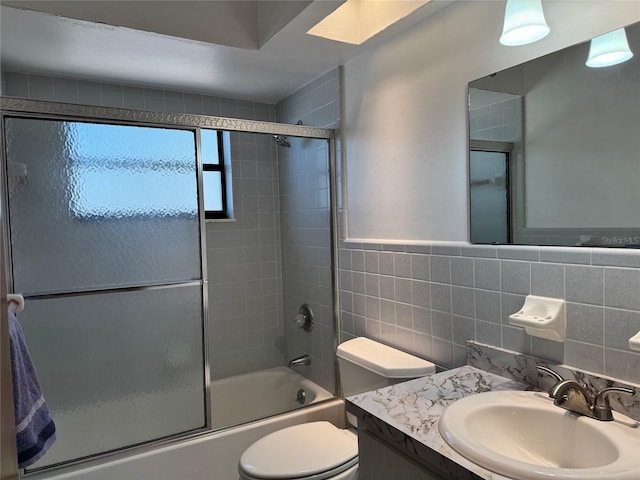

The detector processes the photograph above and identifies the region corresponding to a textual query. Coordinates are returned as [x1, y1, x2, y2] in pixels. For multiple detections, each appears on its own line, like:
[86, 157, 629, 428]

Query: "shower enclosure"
[0, 97, 337, 475]
[207, 131, 336, 388]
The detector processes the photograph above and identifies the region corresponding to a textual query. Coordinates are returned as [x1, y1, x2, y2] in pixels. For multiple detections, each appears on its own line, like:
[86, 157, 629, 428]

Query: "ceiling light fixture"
[586, 28, 634, 68]
[499, 0, 550, 46]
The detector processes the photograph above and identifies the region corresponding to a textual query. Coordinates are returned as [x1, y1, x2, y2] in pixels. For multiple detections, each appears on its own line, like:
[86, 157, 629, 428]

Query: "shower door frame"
[0, 97, 337, 477]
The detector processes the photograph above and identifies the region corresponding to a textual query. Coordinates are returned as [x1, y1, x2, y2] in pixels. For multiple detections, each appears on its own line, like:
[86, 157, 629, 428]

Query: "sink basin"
[438, 390, 640, 480]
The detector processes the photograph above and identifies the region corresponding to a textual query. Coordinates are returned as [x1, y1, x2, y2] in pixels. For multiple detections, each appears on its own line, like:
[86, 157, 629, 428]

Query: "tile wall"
[276, 69, 340, 129]
[276, 69, 341, 391]
[339, 242, 640, 384]
[469, 96, 521, 144]
[206, 131, 284, 379]
[1, 71, 274, 119]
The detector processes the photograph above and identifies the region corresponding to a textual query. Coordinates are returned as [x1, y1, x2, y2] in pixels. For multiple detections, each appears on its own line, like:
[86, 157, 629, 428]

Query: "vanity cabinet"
[358, 431, 449, 480]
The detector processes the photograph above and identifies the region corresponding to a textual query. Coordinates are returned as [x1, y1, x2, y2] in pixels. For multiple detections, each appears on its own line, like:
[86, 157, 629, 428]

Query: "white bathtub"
[211, 366, 335, 429]
[36, 368, 343, 480]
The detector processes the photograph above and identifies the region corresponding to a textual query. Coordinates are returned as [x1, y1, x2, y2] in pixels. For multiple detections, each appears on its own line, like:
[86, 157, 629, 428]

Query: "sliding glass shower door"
[3, 117, 207, 469]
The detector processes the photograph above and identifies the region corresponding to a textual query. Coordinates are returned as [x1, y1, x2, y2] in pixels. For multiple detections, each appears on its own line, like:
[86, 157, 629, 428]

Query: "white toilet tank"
[336, 337, 436, 398]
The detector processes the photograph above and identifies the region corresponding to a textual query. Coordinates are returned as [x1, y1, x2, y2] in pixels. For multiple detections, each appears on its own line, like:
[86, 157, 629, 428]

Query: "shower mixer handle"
[294, 304, 314, 332]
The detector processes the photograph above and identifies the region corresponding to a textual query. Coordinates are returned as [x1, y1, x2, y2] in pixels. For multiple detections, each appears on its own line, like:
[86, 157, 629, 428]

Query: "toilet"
[238, 337, 436, 480]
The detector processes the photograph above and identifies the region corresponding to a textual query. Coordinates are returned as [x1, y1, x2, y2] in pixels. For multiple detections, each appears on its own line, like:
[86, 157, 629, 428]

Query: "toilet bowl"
[238, 338, 435, 480]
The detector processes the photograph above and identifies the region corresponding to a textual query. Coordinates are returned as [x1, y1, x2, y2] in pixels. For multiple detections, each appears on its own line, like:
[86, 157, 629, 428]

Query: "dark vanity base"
[358, 429, 463, 480]
[356, 419, 483, 480]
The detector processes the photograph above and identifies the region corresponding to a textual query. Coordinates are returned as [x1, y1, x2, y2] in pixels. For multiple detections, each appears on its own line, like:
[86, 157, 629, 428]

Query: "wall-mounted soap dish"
[630, 331, 640, 352]
[509, 295, 566, 342]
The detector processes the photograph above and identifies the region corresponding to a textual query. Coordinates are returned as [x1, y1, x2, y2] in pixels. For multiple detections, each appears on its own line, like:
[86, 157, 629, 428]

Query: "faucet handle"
[536, 365, 564, 383]
[536, 365, 567, 398]
[294, 304, 314, 332]
[593, 386, 635, 421]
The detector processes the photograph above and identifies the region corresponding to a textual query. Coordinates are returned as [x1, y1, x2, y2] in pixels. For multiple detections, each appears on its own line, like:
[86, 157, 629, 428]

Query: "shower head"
[273, 135, 291, 148]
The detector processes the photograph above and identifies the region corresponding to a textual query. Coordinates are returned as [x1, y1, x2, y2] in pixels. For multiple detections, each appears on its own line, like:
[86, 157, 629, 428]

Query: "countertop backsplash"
[468, 340, 640, 421]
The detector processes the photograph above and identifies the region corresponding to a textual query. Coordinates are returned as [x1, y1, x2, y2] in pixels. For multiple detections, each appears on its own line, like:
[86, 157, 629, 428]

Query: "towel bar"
[7, 293, 24, 313]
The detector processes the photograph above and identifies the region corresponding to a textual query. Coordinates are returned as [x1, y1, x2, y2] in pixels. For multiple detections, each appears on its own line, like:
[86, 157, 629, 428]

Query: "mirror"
[468, 21, 640, 247]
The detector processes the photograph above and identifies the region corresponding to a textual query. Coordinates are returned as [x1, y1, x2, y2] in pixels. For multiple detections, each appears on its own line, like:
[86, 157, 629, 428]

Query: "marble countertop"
[345, 365, 528, 480]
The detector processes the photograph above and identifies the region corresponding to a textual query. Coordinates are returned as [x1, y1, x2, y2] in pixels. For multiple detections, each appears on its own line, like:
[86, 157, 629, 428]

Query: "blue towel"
[8, 310, 56, 468]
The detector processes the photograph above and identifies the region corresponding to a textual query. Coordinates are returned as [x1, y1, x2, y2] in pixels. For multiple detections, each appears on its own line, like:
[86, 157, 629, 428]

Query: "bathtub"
[35, 368, 343, 480]
[211, 366, 335, 429]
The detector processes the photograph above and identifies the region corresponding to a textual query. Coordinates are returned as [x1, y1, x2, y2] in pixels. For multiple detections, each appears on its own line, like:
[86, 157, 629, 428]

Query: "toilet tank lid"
[337, 337, 436, 378]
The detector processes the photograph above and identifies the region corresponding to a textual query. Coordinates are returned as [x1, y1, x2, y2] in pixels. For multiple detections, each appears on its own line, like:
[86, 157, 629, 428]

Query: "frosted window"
[4, 117, 202, 295]
[66, 123, 197, 218]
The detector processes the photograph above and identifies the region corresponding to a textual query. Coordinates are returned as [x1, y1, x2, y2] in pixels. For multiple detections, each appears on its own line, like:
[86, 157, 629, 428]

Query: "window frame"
[201, 130, 228, 220]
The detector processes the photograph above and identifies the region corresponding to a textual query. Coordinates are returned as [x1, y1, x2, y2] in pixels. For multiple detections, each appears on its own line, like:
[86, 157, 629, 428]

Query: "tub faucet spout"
[288, 354, 311, 367]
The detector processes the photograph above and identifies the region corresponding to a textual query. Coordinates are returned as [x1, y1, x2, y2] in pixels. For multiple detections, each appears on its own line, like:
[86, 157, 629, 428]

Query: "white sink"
[438, 390, 640, 480]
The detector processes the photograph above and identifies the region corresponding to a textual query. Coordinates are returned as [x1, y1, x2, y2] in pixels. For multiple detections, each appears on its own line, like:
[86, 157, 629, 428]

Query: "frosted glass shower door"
[6, 118, 202, 294]
[470, 150, 510, 244]
[4, 117, 206, 469]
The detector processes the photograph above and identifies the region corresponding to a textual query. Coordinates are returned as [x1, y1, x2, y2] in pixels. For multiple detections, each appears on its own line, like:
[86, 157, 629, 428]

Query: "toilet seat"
[239, 421, 358, 480]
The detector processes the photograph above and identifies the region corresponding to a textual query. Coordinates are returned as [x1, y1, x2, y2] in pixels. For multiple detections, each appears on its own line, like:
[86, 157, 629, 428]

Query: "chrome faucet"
[537, 365, 634, 421]
[548, 379, 595, 417]
[288, 354, 311, 367]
